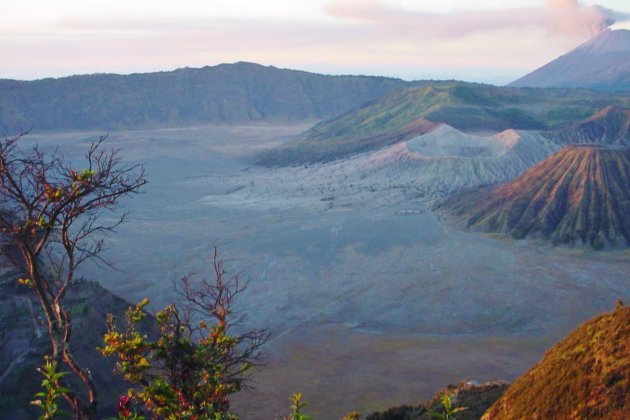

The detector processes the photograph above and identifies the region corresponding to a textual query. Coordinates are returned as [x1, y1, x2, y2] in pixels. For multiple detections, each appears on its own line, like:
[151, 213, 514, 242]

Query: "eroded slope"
[443, 145, 630, 248]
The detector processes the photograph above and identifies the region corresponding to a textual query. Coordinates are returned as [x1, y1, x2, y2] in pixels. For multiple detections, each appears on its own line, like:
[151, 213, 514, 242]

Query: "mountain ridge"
[0, 62, 412, 133]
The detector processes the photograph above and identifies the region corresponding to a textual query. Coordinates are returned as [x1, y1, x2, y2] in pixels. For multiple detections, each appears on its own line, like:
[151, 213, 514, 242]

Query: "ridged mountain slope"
[510, 29, 630, 91]
[0, 62, 410, 132]
[442, 145, 630, 248]
[483, 305, 630, 419]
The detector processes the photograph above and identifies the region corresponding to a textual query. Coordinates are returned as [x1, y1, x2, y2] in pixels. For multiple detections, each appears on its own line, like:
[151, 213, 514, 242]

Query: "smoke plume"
[324, 0, 630, 39]
[546, 0, 621, 36]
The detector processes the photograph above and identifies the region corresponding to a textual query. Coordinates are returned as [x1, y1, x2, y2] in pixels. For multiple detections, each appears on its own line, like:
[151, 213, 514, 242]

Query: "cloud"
[323, 0, 630, 39]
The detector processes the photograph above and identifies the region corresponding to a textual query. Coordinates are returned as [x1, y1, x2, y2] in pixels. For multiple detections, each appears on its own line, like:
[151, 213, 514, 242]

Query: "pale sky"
[1, 0, 630, 84]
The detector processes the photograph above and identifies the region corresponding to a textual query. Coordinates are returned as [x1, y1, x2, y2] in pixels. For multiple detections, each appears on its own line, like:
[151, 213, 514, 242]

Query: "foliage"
[101, 250, 268, 420]
[288, 393, 311, 420]
[31, 357, 70, 419]
[0, 132, 146, 418]
[342, 411, 361, 420]
[430, 394, 467, 420]
[105, 395, 145, 420]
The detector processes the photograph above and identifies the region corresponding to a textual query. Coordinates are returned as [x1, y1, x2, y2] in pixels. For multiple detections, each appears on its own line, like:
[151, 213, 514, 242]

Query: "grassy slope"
[442, 146, 630, 249]
[483, 306, 630, 419]
[259, 82, 630, 165]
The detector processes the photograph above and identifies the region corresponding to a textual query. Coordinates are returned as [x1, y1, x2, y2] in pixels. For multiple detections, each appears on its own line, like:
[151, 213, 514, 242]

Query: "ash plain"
[23, 124, 630, 418]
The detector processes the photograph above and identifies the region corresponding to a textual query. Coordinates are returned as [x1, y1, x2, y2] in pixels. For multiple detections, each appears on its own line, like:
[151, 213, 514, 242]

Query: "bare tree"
[0, 131, 146, 419]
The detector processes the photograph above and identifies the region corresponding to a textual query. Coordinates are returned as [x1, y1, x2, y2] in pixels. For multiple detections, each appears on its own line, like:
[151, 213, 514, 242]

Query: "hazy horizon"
[2, 0, 630, 84]
[0, 60, 544, 86]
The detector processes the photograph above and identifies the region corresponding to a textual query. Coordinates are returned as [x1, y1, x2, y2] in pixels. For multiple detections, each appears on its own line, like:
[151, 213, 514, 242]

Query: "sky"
[1, 0, 630, 84]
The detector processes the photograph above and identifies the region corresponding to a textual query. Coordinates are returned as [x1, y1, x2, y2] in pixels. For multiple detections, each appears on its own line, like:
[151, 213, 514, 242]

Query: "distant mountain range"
[0, 62, 411, 133]
[442, 145, 630, 249]
[258, 82, 630, 165]
[3, 31, 630, 136]
[509, 29, 630, 91]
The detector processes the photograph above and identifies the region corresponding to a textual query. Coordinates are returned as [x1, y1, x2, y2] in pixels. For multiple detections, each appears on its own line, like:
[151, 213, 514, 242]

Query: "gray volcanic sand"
[23, 124, 630, 418]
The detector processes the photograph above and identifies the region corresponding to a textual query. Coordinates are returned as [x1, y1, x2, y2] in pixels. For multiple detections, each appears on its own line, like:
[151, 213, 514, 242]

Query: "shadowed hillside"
[483, 305, 630, 419]
[442, 145, 630, 249]
[0, 267, 152, 419]
[0, 62, 410, 132]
